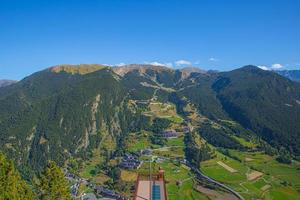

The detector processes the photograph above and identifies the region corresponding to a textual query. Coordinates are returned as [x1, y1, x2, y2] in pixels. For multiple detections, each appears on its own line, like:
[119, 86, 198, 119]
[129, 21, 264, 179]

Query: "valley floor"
[67, 99, 300, 200]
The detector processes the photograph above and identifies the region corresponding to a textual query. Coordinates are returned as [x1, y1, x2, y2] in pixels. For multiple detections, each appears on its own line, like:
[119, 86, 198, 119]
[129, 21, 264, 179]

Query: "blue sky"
[1, 0, 300, 80]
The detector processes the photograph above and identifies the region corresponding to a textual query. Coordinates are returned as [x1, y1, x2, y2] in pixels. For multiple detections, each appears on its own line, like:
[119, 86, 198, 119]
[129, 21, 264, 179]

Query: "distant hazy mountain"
[276, 70, 300, 82]
[0, 79, 17, 87]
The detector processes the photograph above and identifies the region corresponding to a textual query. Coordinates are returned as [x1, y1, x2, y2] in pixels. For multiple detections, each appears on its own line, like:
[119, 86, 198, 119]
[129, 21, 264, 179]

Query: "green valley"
[0, 64, 300, 199]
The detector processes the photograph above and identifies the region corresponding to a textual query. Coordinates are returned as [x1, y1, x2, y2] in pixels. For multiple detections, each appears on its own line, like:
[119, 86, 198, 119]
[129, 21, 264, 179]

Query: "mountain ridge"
[275, 69, 300, 82]
[0, 64, 299, 176]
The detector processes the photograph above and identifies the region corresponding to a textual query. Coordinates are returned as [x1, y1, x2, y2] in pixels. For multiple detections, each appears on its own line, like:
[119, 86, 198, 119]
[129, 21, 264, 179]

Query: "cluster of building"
[161, 129, 178, 138]
[81, 193, 98, 200]
[182, 126, 190, 134]
[95, 186, 128, 200]
[65, 170, 86, 198]
[119, 153, 142, 170]
[139, 148, 152, 155]
[70, 183, 80, 197]
[63, 121, 192, 200]
[65, 169, 127, 200]
[160, 126, 190, 139]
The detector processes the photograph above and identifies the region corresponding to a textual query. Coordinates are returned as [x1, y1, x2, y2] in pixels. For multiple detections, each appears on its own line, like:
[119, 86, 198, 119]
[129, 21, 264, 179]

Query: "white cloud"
[209, 57, 218, 62]
[144, 61, 173, 68]
[175, 60, 192, 66]
[145, 61, 166, 66]
[257, 64, 285, 70]
[164, 62, 173, 68]
[102, 63, 112, 66]
[271, 63, 284, 69]
[115, 62, 126, 67]
[258, 65, 270, 70]
[194, 60, 201, 65]
[102, 63, 126, 67]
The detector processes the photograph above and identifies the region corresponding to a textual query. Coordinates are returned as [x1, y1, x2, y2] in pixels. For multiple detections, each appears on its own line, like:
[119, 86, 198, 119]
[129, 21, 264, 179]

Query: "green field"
[126, 131, 152, 152]
[166, 135, 185, 146]
[201, 150, 300, 200]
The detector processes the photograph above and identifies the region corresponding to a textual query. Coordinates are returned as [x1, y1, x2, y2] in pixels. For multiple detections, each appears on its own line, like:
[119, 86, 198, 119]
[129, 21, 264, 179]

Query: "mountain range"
[0, 64, 299, 177]
[275, 69, 300, 82]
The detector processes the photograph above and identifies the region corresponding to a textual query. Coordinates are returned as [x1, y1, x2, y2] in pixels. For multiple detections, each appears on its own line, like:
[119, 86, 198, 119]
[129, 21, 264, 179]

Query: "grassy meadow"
[201, 150, 300, 200]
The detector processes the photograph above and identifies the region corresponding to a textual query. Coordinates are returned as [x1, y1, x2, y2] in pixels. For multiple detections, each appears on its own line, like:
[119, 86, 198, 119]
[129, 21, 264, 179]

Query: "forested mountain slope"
[0, 65, 152, 175]
[213, 66, 300, 155]
[0, 64, 299, 178]
[178, 66, 300, 155]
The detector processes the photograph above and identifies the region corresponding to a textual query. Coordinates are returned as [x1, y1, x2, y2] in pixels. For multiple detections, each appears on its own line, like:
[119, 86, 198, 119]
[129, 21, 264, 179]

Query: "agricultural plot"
[217, 161, 238, 173]
[261, 184, 271, 191]
[246, 170, 263, 181]
[166, 136, 185, 147]
[245, 157, 254, 162]
[200, 150, 300, 200]
[152, 146, 185, 159]
[195, 185, 239, 200]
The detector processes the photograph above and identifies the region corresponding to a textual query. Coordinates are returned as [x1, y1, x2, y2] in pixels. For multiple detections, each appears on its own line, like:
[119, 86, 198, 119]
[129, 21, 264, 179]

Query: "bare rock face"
[112, 64, 174, 76]
[90, 94, 101, 135]
[2, 63, 300, 174]
[49, 64, 107, 75]
[180, 67, 206, 79]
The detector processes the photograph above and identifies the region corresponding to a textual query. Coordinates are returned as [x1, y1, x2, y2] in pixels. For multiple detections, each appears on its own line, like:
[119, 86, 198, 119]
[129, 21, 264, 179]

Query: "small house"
[161, 129, 177, 138]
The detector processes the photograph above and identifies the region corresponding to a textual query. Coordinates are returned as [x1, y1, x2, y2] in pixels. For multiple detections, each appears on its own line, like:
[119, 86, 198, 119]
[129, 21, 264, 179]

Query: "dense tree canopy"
[38, 161, 71, 200]
[1, 64, 300, 182]
[0, 152, 34, 200]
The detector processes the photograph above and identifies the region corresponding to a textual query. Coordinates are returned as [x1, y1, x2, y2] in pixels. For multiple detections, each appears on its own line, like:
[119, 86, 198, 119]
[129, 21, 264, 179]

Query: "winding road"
[185, 162, 245, 200]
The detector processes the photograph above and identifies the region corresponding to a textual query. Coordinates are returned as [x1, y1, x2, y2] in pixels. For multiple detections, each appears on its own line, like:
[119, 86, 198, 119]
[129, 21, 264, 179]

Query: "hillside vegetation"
[0, 65, 300, 184]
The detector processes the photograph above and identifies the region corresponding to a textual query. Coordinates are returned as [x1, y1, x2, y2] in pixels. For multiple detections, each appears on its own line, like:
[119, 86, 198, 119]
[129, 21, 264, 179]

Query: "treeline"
[168, 92, 188, 116]
[149, 118, 171, 146]
[259, 143, 293, 164]
[184, 132, 212, 168]
[0, 67, 152, 177]
[0, 152, 70, 200]
[198, 122, 244, 150]
[213, 67, 300, 157]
